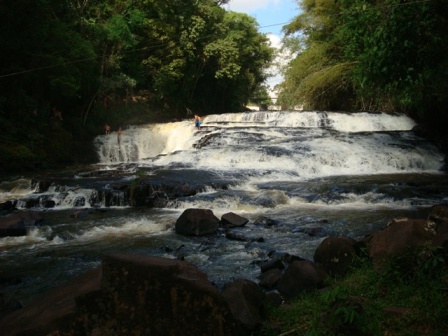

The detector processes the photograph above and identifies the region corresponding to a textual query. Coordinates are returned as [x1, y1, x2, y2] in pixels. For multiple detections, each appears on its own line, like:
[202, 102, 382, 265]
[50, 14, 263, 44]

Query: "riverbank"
[258, 245, 448, 335]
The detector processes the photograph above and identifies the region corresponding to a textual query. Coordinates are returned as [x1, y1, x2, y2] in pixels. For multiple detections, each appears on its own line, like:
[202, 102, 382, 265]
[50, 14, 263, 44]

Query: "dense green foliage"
[258, 244, 448, 335]
[0, 0, 273, 173]
[278, 0, 448, 128]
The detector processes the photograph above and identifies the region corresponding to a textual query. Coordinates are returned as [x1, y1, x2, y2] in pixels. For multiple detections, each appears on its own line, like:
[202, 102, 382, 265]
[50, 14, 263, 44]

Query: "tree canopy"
[0, 0, 274, 172]
[278, 0, 448, 128]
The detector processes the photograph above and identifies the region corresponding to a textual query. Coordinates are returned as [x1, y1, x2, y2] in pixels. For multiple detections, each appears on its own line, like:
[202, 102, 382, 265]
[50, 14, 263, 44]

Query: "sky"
[223, 0, 300, 96]
[224, 0, 299, 36]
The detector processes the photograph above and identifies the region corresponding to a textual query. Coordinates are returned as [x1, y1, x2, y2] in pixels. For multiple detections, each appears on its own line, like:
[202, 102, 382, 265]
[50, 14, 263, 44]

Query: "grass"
[257, 245, 448, 336]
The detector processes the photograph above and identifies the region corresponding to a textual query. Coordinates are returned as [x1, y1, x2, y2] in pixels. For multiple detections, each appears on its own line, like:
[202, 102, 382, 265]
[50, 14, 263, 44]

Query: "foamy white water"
[94, 121, 201, 163]
[93, 111, 442, 180]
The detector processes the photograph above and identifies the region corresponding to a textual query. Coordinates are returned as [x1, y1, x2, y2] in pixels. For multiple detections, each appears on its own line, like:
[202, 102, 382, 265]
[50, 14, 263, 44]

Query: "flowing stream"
[1, 111, 448, 304]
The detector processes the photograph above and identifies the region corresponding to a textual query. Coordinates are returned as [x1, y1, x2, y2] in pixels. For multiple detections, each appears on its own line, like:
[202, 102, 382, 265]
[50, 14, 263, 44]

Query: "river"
[1, 110, 447, 304]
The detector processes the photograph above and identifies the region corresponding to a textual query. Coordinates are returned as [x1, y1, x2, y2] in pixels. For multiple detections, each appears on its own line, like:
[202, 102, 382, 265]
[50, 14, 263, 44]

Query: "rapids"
[1, 110, 447, 304]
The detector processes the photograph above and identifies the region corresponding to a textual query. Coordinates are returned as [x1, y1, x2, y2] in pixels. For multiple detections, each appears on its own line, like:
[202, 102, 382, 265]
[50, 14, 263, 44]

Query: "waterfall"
[93, 111, 442, 177]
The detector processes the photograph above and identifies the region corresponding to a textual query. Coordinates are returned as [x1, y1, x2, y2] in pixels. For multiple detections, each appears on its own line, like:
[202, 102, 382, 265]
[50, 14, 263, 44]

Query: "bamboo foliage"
[279, 0, 448, 125]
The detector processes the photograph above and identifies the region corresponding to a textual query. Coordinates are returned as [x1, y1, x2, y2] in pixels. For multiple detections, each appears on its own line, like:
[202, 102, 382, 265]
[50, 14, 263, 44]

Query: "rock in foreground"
[0, 254, 239, 336]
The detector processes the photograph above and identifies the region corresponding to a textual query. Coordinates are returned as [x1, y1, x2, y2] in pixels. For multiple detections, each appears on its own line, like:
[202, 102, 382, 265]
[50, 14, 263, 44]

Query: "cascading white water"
[202, 111, 416, 131]
[94, 121, 201, 163]
[93, 111, 442, 178]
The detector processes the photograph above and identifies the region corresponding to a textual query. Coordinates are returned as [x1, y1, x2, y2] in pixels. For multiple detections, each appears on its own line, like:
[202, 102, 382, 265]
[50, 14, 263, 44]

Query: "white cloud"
[268, 33, 282, 49]
[225, 0, 280, 13]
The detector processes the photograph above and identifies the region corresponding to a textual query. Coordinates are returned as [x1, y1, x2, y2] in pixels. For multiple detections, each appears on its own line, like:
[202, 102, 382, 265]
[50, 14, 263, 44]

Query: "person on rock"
[194, 115, 201, 130]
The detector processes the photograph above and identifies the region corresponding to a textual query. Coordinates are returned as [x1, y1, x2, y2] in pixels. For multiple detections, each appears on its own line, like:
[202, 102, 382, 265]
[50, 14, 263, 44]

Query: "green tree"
[338, 0, 448, 123]
[135, 2, 273, 114]
[280, 0, 448, 136]
[277, 0, 355, 110]
[0, 0, 98, 170]
[198, 11, 274, 112]
[0, 0, 275, 172]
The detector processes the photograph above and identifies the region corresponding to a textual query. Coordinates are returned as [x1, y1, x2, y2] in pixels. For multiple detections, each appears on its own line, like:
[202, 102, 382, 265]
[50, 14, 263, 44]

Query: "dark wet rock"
[0, 268, 102, 336]
[266, 251, 305, 265]
[259, 257, 285, 273]
[32, 179, 52, 193]
[0, 254, 240, 336]
[96, 254, 238, 335]
[0, 273, 22, 287]
[283, 253, 306, 264]
[293, 225, 328, 237]
[24, 198, 40, 208]
[0, 294, 22, 320]
[127, 181, 198, 208]
[226, 230, 250, 242]
[221, 212, 249, 228]
[193, 133, 221, 149]
[43, 200, 55, 208]
[0, 200, 17, 212]
[0, 212, 44, 237]
[253, 216, 278, 227]
[258, 269, 283, 289]
[369, 217, 435, 271]
[222, 278, 266, 334]
[175, 208, 220, 236]
[264, 291, 284, 307]
[277, 260, 327, 298]
[314, 236, 357, 277]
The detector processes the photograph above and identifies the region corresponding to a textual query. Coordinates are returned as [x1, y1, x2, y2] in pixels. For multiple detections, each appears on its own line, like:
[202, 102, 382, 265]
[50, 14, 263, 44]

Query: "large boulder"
[258, 269, 283, 289]
[314, 236, 356, 277]
[276, 260, 326, 298]
[0, 254, 240, 336]
[222, 279, 266, 334]
[0, 268, 102, 336]
[369, 217, 436, 271]
[175, 208, 219, 236]
[87, 254, 238, 336]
